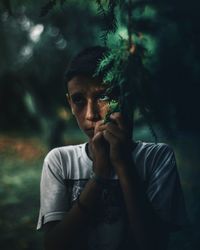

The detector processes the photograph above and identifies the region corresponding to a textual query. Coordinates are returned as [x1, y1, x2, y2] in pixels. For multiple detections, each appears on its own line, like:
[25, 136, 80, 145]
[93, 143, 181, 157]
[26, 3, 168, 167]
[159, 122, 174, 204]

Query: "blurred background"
[0, 0, 199, 249]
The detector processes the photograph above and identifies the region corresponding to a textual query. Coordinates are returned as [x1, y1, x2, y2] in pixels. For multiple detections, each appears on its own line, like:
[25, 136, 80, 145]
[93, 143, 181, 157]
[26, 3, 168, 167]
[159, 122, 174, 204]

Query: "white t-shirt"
[37, 141, 188, 250]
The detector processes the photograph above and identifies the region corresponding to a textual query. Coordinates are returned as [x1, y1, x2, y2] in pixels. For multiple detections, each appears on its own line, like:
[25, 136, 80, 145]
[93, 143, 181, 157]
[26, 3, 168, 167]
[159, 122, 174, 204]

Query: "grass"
[0, 135, 46, 250]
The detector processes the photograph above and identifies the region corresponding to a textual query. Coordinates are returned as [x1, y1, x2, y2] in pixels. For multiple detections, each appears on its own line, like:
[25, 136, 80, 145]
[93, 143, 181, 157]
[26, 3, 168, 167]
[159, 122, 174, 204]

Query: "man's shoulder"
[135, 141, 174, 156]
[133, 141, 175, 177]
[44, 143, 86, 164]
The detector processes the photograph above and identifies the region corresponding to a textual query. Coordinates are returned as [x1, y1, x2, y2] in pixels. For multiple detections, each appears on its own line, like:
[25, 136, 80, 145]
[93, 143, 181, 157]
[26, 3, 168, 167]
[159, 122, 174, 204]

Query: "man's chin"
[85, 129, 94, 138]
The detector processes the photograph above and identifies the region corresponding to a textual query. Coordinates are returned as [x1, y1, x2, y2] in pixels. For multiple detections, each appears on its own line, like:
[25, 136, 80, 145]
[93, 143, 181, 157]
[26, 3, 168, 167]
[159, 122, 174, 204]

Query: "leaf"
[103, 100, 121, 124]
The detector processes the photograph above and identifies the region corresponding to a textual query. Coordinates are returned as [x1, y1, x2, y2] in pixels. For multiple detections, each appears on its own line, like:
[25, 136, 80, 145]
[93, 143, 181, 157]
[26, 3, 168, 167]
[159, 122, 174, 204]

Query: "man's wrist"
[90, 173, 111, 188]
[114, 161, 134, 179]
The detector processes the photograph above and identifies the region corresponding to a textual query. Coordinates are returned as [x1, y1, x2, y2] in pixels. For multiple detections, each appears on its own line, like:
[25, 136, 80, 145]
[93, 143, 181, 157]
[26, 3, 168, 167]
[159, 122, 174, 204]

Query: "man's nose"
[85, 100, 100, 121]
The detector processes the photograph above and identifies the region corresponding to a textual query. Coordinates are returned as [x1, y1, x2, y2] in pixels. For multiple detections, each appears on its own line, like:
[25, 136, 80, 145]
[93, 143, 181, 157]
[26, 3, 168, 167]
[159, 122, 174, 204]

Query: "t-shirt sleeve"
[146, 144, 189, 230]
[36, 148, 69, 230]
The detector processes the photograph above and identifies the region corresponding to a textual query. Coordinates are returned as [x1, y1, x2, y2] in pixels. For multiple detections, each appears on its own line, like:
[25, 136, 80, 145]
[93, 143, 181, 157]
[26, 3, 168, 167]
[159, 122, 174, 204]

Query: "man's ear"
[66, 93, 71, 105]
[66, 93, 74, 115]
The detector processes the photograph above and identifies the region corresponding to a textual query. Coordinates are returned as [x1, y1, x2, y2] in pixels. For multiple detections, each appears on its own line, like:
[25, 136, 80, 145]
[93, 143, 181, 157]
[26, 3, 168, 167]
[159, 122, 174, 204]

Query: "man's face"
[67, 75, 110, 139]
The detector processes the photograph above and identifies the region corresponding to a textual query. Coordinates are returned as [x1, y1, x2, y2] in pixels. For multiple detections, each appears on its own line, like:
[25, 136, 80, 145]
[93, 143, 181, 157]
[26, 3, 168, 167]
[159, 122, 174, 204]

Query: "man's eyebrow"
[94, 88, 107, 94]
[70, 92, 84, 97]
[71, 89, 106, 95]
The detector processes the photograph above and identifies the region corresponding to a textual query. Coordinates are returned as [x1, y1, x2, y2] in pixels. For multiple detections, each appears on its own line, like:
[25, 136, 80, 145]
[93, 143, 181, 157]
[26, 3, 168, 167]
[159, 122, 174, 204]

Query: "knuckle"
[92, 132, 102, 144]
[92, 135, 98, 144]
[116, 112, 121, 118]
[112, 112, 121, 119]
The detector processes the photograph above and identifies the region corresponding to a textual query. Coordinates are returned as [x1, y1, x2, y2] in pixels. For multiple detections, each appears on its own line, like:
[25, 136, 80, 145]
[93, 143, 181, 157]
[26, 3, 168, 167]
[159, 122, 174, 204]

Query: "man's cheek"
[100, 103, 109, 117]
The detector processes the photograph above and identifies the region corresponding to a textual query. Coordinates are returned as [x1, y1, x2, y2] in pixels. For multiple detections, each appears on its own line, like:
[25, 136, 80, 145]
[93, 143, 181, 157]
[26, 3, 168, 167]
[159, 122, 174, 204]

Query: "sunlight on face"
[67, 75, 111, 138]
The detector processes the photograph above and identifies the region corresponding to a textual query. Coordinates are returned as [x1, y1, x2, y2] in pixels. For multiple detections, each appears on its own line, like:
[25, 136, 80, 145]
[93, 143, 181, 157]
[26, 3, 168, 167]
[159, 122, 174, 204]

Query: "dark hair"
[64, 46, 108, 91]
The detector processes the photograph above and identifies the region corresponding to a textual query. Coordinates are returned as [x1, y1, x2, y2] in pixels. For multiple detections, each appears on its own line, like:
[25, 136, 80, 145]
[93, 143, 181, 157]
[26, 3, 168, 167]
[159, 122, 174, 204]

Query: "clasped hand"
[91, 112, 134, 178]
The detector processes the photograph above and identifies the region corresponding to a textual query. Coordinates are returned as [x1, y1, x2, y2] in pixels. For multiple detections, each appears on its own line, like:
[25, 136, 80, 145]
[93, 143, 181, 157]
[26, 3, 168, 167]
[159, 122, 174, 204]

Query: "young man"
[37, 46, 188, 250]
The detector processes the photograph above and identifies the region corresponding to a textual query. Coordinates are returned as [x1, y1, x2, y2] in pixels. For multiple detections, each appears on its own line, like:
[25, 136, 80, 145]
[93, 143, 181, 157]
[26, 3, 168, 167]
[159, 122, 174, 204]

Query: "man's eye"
[71, 95, 85, 105]
[97, 94, 110, 102]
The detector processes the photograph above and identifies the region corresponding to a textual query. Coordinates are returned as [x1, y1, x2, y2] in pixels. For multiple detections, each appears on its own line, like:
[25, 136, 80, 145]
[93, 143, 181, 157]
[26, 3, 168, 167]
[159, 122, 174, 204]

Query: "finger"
[92, 131, 104, 145]
[110, 112, 134, 139]
[105, 122, 135, 149]
[103, 130, 118, 145]
[110, 112, 125, 130]
[96, 123, 107, 132]
[105, 122, 125, 141]
[94, 120, 104, 134]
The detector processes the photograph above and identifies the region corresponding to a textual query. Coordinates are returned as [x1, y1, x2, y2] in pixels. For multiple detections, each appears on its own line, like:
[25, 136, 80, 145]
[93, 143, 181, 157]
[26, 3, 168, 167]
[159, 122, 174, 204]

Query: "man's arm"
[101, 113, 170, 250]
[43, 179, 102, 250]
[116, 161, 170, 250]
[42, 121, 119, 250]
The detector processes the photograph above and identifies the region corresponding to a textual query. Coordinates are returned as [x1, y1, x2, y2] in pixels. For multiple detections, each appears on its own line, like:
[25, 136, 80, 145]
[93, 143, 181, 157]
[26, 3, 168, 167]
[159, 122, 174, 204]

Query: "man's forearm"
[116, 162, 168, 250]
[44, 179, 102, 250]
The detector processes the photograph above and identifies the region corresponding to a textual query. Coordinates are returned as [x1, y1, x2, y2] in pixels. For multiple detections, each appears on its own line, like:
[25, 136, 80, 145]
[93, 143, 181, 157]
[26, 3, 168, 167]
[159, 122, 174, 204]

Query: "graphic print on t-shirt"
[65, 179, 126, 224]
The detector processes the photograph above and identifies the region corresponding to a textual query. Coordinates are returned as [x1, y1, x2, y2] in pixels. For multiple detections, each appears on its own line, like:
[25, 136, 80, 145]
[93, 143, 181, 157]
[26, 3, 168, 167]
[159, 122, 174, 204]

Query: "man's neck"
[86, 141, 93, 160]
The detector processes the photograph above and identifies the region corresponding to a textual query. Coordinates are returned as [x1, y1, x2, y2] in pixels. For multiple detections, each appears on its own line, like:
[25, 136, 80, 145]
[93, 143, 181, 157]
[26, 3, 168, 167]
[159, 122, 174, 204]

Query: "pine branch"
[95, 0, 170, 138]
[96, 0, 118, 44]
[96, 0, 107, 21]
[127, 0, 133, 48]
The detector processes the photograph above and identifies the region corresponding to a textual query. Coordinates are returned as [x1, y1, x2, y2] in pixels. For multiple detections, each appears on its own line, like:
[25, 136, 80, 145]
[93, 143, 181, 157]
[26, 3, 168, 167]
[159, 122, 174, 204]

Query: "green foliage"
[1, 1, 200, 249]
[94, 0, 158, 136]
[95, 0, 119, 44]
[103, 100, 120, 123]
[94, 0, 200, 139]
[94, 0, 159, 138]
[0, 0, 102, 136]
[0, 139, 45, 250]
[2, 0, 200, 137]
[96, 38, 129, 85]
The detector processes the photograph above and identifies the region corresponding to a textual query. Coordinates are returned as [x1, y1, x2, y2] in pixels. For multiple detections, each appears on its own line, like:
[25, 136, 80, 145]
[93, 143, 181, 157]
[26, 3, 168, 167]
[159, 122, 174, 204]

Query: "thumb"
[92, 131, 104, 146]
